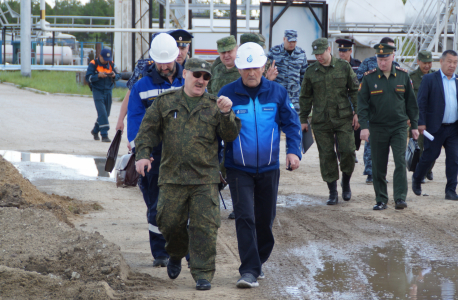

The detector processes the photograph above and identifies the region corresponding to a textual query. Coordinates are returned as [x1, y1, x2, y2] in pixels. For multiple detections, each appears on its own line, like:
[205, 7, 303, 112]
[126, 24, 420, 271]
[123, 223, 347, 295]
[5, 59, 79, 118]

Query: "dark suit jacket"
[417, 70, 458, 134]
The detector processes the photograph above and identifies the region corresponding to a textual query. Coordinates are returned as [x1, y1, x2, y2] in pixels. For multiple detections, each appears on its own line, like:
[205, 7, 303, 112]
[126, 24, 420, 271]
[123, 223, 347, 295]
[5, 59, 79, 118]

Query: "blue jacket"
[128, 62, 185, 172]
[417, 70, 458, 134]
[85, 58, 121, 91]
[219, 77, 302, 174]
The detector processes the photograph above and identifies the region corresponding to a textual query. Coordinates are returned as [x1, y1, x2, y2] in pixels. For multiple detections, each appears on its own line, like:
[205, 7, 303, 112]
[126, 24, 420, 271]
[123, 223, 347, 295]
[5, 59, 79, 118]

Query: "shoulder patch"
[364, 68, 377, 76]
[395, 66, 409, 73]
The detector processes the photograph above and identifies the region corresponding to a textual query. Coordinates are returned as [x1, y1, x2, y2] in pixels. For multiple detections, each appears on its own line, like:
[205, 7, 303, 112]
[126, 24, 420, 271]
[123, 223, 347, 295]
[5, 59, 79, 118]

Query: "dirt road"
[1, 83, 458, 299]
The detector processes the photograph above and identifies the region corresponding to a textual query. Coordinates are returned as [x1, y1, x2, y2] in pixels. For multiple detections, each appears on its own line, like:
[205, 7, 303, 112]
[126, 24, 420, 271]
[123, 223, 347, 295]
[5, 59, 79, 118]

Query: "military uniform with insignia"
[357, 43, 419, 210]
[299, 38, 359, 205]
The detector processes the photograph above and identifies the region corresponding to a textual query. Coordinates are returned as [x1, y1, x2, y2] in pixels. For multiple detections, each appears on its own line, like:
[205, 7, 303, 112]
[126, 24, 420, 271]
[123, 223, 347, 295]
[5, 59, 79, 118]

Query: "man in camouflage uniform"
[355, 37, 400, 184]
[135, 58, 241, 291]
[267, 29, 308, 112]
[358, 43, 419, 210]
[409, 50, 435, 182]
[299, 38, 359, 205]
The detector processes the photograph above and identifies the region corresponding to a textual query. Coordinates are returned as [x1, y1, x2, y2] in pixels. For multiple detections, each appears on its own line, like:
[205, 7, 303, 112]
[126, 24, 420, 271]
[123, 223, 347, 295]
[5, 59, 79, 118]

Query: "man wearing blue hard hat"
[86, 48, 121, 142]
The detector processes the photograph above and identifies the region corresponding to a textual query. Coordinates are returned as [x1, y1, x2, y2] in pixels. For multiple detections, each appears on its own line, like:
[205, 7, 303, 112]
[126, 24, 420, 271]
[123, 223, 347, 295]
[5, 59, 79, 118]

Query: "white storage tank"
[1, 45, 73, 65]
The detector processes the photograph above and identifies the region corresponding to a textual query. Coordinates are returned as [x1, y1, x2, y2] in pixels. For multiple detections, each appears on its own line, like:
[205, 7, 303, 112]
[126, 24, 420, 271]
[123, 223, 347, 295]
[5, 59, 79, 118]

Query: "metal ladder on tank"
[396, 0, 457, 70]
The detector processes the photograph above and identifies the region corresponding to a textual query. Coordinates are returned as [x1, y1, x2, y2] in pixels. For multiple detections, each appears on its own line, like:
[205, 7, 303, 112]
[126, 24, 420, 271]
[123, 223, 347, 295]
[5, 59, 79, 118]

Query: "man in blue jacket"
[219, 42, 302, 288]
[127, 33, 185, 267]
[86, 49, 121, 142]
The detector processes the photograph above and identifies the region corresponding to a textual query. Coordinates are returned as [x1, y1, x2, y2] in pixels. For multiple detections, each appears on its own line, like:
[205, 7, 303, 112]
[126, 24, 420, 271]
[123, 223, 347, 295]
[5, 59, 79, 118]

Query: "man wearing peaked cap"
[409, 50, 435, 183]
[219, 42, 301, 288]
[168, 29, 193, 66]
[335, 39, 361, 72]
[135, 57, 241, 291]
[300, 37, 360, 206]
[358, 43, 419, 211]
[267, 29, 308, 113]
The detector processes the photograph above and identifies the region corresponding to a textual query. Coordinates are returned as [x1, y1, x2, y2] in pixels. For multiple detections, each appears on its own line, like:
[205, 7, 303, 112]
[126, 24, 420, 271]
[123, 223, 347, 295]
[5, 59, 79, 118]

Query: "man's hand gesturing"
[217, 96, 232, 113]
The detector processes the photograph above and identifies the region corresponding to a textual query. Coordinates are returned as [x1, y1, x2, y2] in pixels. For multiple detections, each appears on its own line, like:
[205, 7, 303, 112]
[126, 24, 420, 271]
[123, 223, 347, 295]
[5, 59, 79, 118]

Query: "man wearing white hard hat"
[218, 42, 302, 288]
[127, 32, 185, 268]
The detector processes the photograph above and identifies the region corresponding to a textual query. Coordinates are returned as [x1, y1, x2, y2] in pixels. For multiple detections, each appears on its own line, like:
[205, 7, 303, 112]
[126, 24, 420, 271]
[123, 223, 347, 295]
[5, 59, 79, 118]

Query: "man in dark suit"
[412, 50, 458, 200]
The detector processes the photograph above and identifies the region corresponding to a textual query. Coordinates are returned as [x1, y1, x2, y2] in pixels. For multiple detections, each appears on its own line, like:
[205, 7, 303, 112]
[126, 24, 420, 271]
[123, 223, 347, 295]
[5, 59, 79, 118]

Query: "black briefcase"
[406, 138, 420, 172]
[105, 130, 122, 172]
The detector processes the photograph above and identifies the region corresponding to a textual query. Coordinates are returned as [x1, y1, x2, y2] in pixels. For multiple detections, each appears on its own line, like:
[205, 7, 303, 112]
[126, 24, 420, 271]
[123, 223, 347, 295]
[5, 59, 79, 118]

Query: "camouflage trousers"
[363, 137, 372, 176]
[156, 184, 221, 282]
[313, 121, 356, 183]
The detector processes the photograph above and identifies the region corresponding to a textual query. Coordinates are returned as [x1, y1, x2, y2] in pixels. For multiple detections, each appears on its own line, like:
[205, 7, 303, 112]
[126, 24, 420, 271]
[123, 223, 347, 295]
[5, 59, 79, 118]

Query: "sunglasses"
[192, 71, 211, 81]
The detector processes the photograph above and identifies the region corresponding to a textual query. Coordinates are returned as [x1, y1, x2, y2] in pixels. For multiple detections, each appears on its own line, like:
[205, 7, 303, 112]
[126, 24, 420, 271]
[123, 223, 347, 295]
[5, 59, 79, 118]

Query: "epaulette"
[157, 88, 181, 97]
[207, 93, 218, 101]
[364, 68, 377, 76]
[395, 66, 409, 73]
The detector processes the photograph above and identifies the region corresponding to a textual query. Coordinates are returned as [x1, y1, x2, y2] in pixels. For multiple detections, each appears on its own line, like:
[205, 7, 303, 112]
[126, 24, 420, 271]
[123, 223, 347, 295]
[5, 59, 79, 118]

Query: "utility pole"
[21, 0, 31, 77]
[230, 0, 237, 37]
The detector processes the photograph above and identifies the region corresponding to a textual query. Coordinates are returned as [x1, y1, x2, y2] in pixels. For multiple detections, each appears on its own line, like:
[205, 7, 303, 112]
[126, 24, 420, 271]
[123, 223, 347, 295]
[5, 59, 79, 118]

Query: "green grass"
[0, 70, 127, 99]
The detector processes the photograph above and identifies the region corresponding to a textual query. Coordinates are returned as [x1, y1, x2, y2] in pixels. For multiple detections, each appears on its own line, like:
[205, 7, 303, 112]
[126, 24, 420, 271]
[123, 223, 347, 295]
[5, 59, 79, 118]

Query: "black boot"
[341, 173, 352, 201]
[326, 181, 338, 205]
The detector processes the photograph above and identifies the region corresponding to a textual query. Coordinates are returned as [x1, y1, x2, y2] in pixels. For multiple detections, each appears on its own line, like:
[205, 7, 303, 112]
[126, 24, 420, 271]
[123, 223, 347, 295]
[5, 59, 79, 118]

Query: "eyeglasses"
[192, 71, 211, 81]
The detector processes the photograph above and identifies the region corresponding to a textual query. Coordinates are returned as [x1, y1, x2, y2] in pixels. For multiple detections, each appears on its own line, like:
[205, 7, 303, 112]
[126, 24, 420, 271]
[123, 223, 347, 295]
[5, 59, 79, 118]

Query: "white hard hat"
[149, 33, 179, 63]
[235, 42, 267, 69]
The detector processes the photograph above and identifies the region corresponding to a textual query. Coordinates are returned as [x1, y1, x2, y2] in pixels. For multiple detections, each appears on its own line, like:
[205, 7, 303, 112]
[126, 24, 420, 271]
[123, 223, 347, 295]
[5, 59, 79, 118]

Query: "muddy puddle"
[0, 150, 115, 182]
[281, 240, 458, 299]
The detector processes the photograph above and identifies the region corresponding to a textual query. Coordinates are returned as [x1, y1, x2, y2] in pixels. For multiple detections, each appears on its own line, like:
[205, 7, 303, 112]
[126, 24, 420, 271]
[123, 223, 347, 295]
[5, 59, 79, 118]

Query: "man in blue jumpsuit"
[128, 33, 185, 267]
[355, 37, 399, 184]
[219, 42, 302, 288]
[86, 49, 121, 142]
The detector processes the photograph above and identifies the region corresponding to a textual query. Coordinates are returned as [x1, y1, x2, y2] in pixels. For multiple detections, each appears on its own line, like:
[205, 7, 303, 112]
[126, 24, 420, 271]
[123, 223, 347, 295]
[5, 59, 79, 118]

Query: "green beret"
[373, 43, 396, 57]
[418, 50, 433, 62]
[184, 58, 212, 75]
[311, 38, 329, 55]
[240, 33, 266, 49]
[217, 35, 237, 53]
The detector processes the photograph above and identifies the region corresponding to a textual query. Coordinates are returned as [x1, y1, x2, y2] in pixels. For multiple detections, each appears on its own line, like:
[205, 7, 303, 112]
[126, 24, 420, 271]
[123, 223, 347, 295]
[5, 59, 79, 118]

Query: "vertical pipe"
[246, 0, 250, 31]
[80, 41, 83, 65]
[21, 0, 32, 76]
[41, 41, 44, 65]
[159, 4, 164, 28]
[40, 0, 46, 32]
[230, 0, 237, 37]
[436, 0, 440, 52]
[269, 0, 274, 49]
[184, 0, 188, 29]
[52, 31, 55, 66]
[149, 0, 153, 46]
[166, 0, 170, 29]
[444, 0, 449, 51]
[2, 27, 5, 66]
[210, 0, 214, 31]
[132, 0, 136, 71]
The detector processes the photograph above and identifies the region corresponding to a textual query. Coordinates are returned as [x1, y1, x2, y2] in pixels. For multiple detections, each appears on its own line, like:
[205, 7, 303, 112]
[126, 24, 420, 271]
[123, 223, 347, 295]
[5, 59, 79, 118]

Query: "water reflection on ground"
[285, 241, 458, 299]
[0, 150, 114, 182]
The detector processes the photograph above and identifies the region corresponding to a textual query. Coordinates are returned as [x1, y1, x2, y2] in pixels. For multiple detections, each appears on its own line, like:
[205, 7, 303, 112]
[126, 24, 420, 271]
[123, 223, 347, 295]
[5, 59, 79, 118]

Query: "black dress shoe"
[326, 181, 338, 205]
[228, 211, 235, 219]
[373, 202, 387, 210]
[196, 279, 211, 290]
[445, 191, 458, 200]
[153, 257, 168, 267]
[167, 258, 182, 279]
[91, 129, 100, 140]
[426, 171, 434, 181]
[341, 173, 352, 201]
[411, 175, 422, 196]
[395, 199, 407, 209]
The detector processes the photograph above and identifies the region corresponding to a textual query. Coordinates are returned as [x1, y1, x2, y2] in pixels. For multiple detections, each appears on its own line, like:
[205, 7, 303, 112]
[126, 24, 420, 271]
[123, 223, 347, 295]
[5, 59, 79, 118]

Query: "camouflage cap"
[240, 33, 266, 49]
[311, 38, 329, 55]
[373, 43, 396, 57]
[217, 35, 237, 53]
[284, 29, 297, 42]
[184, 57, 212, 75]
[418, 50, 433, 62]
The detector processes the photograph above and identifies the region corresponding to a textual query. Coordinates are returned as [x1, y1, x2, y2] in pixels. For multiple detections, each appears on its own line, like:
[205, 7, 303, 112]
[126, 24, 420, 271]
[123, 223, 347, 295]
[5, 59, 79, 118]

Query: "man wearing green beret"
[409, 51, 435, 182]
[299, 37, 360, 205]
[358, 43, 419, 210]
[135, 57, 242, 290]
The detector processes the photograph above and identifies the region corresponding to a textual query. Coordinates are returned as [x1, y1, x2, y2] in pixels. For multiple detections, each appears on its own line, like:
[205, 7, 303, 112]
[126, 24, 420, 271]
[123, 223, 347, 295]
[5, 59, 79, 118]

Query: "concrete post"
[21, 0, 32, 77]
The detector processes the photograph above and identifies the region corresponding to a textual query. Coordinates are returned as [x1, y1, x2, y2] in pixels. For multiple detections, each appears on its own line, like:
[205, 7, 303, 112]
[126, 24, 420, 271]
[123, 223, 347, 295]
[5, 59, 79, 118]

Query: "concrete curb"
[0, 81, 122, 101]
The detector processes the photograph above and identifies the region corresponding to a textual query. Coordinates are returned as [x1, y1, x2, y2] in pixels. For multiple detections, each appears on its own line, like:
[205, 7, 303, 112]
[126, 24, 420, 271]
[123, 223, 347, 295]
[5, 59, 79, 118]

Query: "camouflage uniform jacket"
[207, 63, 240, 96]
[135, 87, 242, 185]
[267, 44, 308, 110]
[356, 56, 400, 82]
[299, 56, 359, 127]
[127, 58, 154, 90]
[409, 67, 434, 97]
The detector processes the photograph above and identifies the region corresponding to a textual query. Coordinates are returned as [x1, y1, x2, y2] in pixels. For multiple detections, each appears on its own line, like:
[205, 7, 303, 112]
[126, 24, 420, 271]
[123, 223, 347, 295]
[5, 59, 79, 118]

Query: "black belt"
[442, 121, 458, 126]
